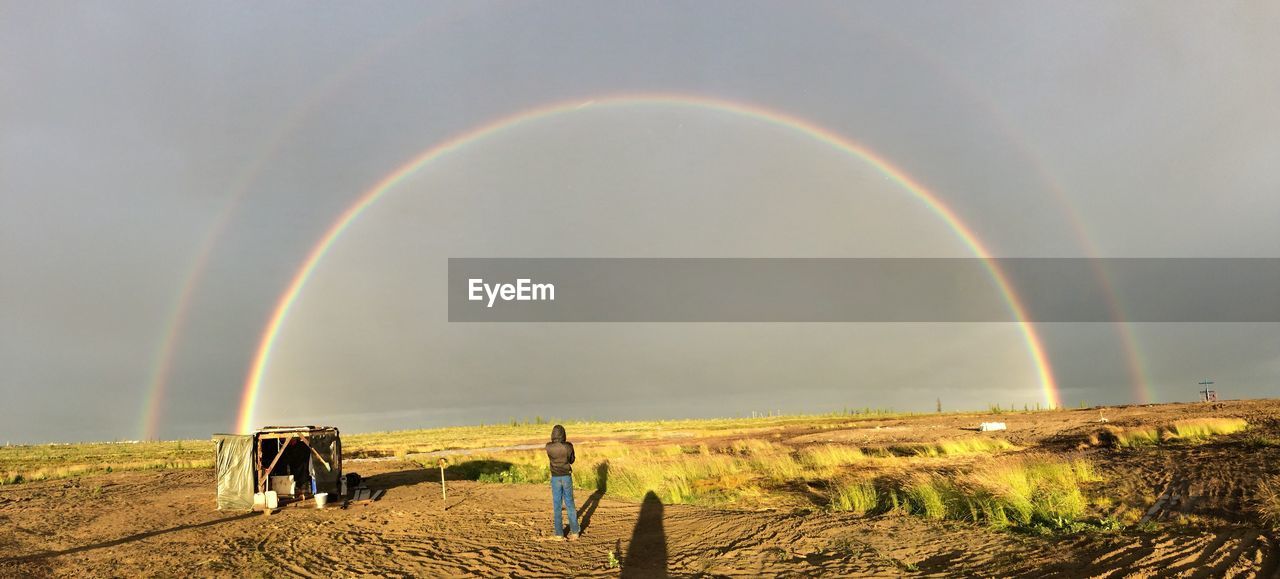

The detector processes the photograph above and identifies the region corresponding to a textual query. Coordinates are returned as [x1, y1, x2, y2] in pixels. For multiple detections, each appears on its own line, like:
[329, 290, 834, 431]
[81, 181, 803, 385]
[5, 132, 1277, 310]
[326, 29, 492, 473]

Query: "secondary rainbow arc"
[236, 93, 1063, 433]
[827, 6, 1152, 405]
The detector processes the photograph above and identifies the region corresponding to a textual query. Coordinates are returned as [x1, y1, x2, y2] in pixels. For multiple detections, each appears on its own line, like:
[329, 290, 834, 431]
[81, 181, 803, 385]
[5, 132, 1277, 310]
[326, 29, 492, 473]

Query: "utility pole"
[1198, 380, 1216, 402]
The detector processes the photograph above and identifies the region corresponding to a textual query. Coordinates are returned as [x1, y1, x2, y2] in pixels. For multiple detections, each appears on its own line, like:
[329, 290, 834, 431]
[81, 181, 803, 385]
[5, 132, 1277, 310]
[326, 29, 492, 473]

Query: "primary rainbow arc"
[236, 93, 1063, 433]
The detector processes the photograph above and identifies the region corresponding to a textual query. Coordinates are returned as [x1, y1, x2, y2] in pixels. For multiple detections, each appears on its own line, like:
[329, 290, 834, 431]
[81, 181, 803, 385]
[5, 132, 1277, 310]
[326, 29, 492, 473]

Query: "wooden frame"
[251, 427, 342, 496]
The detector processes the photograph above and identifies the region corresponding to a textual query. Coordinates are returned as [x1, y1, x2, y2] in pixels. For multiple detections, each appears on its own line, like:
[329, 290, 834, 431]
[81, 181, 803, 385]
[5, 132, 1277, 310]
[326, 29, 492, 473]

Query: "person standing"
[545, 424, 580, 540]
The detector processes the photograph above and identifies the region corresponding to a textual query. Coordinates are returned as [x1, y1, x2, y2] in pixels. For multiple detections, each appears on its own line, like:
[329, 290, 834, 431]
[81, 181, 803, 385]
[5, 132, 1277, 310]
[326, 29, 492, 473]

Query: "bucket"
[314, 492, 329, 509]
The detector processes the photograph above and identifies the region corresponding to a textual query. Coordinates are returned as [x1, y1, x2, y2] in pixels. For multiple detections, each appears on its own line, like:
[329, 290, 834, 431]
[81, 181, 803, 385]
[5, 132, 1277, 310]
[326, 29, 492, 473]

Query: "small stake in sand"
[438, 458, 448, 501]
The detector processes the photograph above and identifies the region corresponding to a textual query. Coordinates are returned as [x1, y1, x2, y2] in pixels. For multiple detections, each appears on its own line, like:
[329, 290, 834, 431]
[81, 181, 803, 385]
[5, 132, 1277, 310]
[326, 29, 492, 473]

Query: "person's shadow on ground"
[578, 461, 608, 534]
[621, 491, 667, 579]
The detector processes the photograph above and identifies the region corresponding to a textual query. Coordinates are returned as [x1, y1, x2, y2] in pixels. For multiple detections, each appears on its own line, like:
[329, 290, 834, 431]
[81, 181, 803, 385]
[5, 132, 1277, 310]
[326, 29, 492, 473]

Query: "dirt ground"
[3, 400, 1280, 577]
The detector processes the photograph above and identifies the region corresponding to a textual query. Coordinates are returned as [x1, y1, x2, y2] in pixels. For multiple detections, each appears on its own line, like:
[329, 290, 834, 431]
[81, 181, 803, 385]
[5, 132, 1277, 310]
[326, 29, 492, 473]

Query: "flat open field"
[4, 400, 1280, 577]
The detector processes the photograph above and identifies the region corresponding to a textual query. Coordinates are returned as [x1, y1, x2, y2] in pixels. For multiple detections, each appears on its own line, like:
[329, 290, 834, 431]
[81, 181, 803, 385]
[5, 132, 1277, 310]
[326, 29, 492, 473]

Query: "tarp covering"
[213, 434, 254, 511]
[308, 431, 341, 495]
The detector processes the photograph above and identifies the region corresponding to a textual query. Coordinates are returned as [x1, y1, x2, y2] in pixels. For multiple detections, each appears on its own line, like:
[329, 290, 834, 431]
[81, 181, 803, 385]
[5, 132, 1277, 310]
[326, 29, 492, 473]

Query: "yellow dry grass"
[346, 410, 914, 458]
[828, 477, 878, 514]
[1103, 418, 1248, 448]
[1168, 418, 1248, 439]
[1256, 475, 1280, 529]
[798, 444, 866, 476]
[890, 438, 1017, 457]
[1, 440, 212, 485]
[880, 455, 1099, 528]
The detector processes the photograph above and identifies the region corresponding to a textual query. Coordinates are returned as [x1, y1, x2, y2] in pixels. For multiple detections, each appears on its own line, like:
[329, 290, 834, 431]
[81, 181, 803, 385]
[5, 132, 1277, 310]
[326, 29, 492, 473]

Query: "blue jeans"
[551, 475, 580, 536]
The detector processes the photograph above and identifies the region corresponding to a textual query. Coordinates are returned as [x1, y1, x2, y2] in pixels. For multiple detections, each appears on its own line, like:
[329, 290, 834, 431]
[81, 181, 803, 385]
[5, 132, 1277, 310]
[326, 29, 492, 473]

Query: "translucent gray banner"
[448, 258, 1280, 322]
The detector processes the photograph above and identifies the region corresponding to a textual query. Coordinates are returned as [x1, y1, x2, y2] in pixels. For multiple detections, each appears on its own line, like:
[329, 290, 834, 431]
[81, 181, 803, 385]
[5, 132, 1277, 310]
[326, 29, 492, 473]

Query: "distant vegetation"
[0, 440, 211, 485]
[0, 408, 914, 485]
[0, 407, 926, 486]
[346, 409, 918, 459]
[346, 402, 1065, 459]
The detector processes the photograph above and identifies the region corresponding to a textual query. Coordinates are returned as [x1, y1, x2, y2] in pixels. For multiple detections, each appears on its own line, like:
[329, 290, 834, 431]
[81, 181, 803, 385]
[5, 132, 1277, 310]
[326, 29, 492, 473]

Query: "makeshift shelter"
[213, 426, 342, 511]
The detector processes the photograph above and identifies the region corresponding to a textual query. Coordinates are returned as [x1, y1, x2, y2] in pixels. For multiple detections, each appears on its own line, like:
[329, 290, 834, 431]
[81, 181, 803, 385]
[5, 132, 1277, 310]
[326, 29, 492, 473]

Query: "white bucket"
[265, 490, 279, 510]
[314, 492, 329, 509]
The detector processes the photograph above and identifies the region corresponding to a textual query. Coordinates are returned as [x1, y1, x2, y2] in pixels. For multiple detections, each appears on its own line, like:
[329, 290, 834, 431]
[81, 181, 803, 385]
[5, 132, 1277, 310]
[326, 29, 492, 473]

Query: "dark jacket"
[545, 424, 575, 477]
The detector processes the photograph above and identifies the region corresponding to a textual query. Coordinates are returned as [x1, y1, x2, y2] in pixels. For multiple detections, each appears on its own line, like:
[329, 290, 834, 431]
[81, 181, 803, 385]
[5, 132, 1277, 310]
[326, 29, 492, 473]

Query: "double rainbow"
[235, 93, 1063, 433]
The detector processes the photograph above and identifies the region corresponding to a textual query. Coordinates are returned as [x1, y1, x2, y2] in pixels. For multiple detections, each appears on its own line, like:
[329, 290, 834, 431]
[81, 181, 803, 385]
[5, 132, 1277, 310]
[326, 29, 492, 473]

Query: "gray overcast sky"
[2, 1, 1277, 443]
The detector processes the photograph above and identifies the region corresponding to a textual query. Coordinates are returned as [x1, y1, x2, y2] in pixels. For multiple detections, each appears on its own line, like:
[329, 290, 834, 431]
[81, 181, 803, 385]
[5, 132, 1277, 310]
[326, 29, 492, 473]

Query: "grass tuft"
[1256, 476, 1280, 529]
[799, 445, 865, 471]
[1102, 418, 1248, 448]
[903, 475, 951, 520]
[1102, 427, 1161, 448]
[828, 477, 878, 514]
[882, 455, 1098, 528]
[1168, 418, 1248, 440]
[888, 438, 1016, 457]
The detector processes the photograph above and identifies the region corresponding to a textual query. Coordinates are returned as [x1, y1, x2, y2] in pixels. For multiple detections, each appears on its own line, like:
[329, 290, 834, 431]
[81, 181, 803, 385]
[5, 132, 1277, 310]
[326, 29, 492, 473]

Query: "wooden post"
[256, 434, 268, 516]
[438, 458, 448, 501]
[255, 435, 264, 493]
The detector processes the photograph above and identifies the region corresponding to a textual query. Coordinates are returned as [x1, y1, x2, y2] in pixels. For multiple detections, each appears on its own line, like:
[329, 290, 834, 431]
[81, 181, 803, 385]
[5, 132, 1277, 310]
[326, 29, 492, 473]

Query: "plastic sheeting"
[308, 432, 342, 495]
[213, 434, 255, 511]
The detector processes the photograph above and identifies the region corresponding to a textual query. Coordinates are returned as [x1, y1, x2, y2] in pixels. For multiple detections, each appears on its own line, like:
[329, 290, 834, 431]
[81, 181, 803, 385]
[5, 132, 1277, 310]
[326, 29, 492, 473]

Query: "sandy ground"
[3, 400, 1280, 577]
